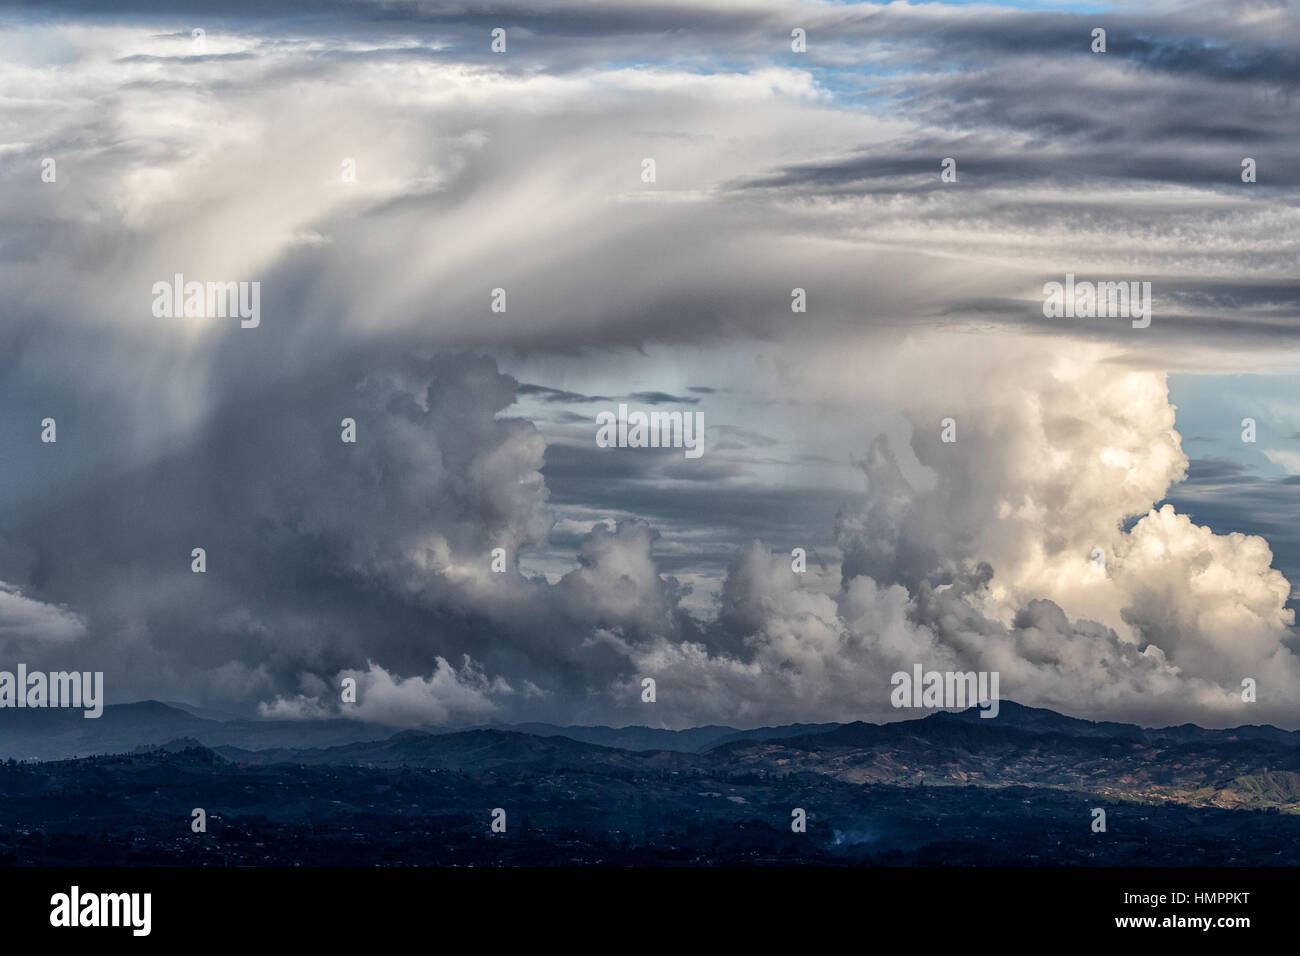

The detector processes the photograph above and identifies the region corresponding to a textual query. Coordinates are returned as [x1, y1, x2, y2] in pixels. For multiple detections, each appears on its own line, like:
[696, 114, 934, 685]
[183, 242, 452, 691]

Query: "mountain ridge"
[3, 697, 1295, 764]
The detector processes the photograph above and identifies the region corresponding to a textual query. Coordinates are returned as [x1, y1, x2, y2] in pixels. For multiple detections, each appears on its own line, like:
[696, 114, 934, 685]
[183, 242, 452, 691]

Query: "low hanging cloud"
[622, 549, 1241, 729]
[4, 342, 1296, 729]
[0, 582, 88, 655]
[261, 657, 516, 727]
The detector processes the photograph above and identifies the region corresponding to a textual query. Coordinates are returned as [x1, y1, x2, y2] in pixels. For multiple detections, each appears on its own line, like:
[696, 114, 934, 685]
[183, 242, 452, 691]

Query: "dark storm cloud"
[543, 441, 747, 484]
[516, 384, 613, 404]
[1182, 457, 1252, 482]
[735, 144, 1300, 193]
[516, 385, 699, 406]
[2, 354, 551, 698]
[544, 441, 864, 545]
[626, 391, 699, 405]
[549, 411, 594, 425]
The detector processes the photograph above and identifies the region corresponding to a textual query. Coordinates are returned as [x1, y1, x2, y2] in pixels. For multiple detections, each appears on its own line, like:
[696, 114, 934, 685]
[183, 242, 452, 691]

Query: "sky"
[0, 0, 1297, 730]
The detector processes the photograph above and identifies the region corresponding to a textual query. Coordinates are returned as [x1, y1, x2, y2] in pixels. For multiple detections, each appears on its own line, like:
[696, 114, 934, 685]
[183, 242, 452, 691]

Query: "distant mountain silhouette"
[941, 700, 1146, 738]
[160, 701, 247, 722]
[0, 702, 839, 760]
[943, 700, 1300, 746]
[1, 700, 213, 760]
[0, 700, 402, 761]
[4, 698, 1297, 801]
